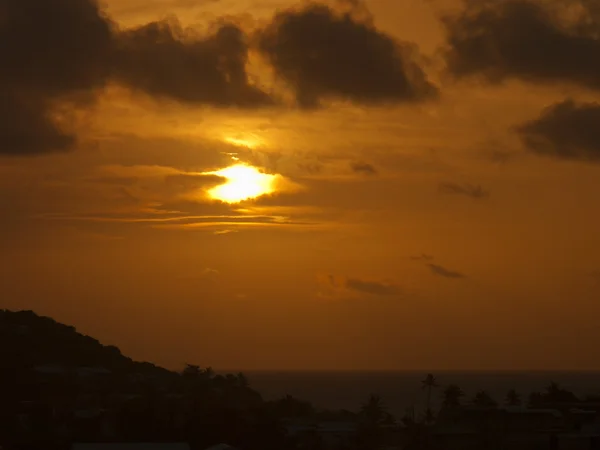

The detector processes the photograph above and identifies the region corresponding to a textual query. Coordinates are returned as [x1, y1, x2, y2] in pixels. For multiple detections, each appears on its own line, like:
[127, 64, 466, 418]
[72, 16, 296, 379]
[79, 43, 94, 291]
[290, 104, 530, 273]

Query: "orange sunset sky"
[1, 0, 600, 371]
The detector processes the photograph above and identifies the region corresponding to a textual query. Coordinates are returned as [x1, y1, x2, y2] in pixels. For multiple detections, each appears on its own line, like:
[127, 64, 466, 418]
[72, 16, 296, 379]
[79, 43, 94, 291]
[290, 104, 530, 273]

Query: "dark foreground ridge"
[0, 310, 170, 376]
[2, 310, 600, 450]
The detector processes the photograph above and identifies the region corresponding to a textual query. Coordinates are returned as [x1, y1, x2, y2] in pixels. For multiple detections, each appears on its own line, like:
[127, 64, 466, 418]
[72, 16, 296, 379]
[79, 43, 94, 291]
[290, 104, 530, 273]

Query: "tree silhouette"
[441, 384, 464, 408]
[401, 406, 417, 427]
[472, 390, 497, 408]
[1, 309, 303, 448]
[505, 389, 521, 406]
[358, 394, 389, 450]
[529, 382, 579, 407]
[271, 395, 314, 418]
[421, 373, 438, 415]
[237, 372, 249, 388]
[529, 391, 544, 408]
[360, 394, 386, 424]
[423, 407, 436, 425]
[182, 364, 202, 378]
[545, 382, 578, 403]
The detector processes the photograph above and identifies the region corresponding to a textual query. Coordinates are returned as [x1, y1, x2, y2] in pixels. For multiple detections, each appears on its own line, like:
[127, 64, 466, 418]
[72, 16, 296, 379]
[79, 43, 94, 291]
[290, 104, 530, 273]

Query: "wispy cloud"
[427, 263, 466, 279]
[154, 220, 334, 232]
[438, 182, 490, 200]
[350, 161, 377, 175]
[34, 213, 290, 224]
[410, 254, 466, 279]
[97, 164, 193, 178]
[318, 274, 402, 299]
[213, 229, 238, 235]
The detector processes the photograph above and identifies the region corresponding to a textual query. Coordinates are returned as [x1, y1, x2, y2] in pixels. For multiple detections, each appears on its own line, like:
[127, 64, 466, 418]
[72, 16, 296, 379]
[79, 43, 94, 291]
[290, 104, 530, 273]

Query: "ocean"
[245, 371, 600, 417]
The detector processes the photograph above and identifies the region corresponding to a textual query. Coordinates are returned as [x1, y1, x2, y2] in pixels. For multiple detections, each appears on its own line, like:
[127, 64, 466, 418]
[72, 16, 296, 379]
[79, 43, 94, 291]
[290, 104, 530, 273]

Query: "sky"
[1, 0, 600, 371]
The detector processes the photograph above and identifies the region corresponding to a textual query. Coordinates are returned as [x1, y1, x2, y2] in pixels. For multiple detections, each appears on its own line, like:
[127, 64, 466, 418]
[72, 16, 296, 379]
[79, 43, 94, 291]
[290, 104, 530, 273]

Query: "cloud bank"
[443, 0, 600, 90]
[0, 0, 436, 156]
[517, 100, 600, 162]
[443, 0, 600, 164]
[258, 3, 438, 108]
[0, 0, 114, 155]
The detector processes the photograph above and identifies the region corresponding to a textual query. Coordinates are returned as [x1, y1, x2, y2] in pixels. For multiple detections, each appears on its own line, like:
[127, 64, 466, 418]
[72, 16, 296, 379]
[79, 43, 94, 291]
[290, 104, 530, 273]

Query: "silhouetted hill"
[0, 309, 170, 376]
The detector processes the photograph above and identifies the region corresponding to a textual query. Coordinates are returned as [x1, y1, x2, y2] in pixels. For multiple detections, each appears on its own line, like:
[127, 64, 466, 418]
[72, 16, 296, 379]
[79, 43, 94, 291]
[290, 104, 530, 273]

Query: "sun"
[206, 164, 278, 203]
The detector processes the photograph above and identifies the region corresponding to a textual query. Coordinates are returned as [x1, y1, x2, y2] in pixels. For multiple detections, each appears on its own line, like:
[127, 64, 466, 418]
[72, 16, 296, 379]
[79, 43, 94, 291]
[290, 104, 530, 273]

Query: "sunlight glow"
[223, 136, 263, 149]
[206, 164, 278, 203]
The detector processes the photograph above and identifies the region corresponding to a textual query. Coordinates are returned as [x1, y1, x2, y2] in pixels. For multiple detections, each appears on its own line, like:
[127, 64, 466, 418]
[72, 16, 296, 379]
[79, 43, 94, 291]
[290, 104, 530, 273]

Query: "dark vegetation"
[1, 310, 599, 450]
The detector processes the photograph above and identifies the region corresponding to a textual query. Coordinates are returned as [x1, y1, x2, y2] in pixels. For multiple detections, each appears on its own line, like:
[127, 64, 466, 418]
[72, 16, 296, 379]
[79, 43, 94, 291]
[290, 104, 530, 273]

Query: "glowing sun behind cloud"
[206, 164, 279, 203]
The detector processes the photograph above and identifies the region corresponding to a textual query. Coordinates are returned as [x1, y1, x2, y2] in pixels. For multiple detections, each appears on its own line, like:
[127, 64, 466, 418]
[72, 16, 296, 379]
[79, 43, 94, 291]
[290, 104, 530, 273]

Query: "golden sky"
[1, 0, 600, 370]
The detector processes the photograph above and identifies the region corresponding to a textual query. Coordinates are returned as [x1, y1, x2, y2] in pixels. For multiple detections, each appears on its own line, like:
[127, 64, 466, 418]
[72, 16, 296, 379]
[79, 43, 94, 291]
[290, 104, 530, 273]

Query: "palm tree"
[505, 389, 521, 406]
[421, 373, 438, 413]
[441, 384, 464, 408]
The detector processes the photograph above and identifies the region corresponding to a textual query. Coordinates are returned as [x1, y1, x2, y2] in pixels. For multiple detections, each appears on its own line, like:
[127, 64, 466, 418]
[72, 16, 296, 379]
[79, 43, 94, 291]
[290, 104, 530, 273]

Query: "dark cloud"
[257, 3, 438, 108]
[1, 0, 438, 156]
[113, 20, 273, 107]
[0, 0, 114, 155]
[345, 278, 401, 296]
[516, 100, 600, 162]
[438, 181, 490, 199]
[0, 0, 270, 156]
[0, 92, 76, 155]
[443, 0, 600, 90]
[350, 161, 377, 175]
[1, 0, 114, 94]
[427, 264, 466, 279]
